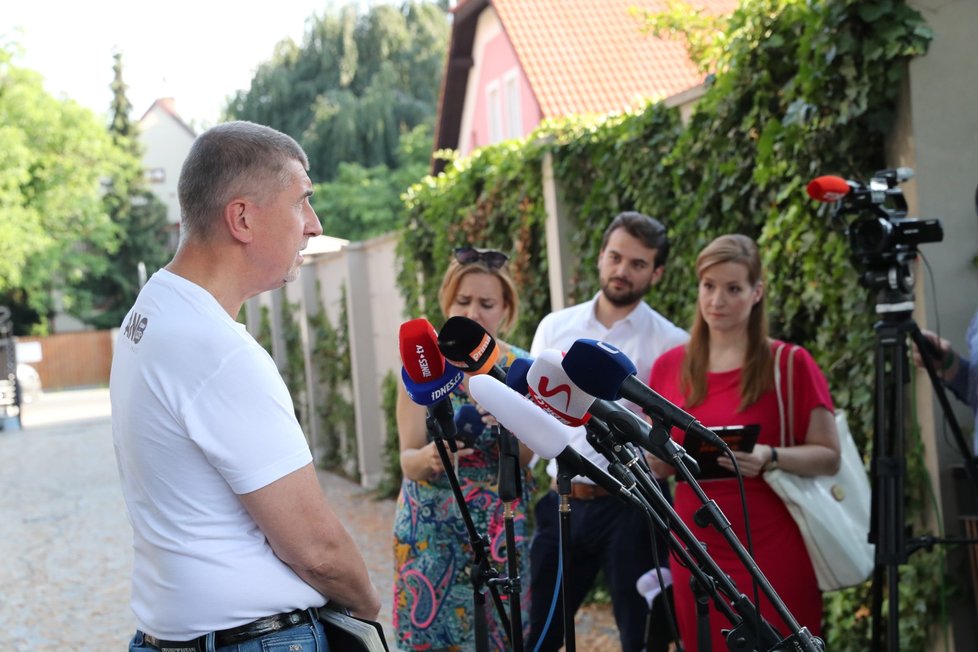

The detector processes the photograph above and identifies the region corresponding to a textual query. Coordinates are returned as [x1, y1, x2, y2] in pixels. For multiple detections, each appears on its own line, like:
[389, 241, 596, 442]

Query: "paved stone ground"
[0, 389, 619, 651]
[0, 389, 131, 651]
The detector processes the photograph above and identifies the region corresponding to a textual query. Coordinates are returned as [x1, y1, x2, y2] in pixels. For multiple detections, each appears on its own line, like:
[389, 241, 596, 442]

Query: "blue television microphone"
[504, 357, 533, 396]
[453, 404, 484, 448]
[401, 364, 464, 406]
[401, 365, 465, 444]
[562, 339, 728, 451]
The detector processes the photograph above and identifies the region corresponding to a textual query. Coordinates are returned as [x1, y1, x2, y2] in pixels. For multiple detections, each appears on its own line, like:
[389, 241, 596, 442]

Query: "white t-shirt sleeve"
[184, 344, 312, 495]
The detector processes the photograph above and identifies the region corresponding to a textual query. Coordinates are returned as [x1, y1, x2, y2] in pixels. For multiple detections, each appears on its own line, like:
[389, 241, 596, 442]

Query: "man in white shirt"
[527, 212, 689, 652]
[111, 121, 380, 652]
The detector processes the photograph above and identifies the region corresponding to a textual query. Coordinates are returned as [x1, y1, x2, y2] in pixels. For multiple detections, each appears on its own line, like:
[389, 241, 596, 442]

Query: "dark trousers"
[527, 487, 670, 652]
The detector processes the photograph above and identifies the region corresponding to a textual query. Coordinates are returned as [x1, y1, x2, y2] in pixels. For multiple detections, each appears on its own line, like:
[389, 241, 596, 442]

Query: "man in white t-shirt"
[527, 212, 689, 652]
[111, 121, 380, 651]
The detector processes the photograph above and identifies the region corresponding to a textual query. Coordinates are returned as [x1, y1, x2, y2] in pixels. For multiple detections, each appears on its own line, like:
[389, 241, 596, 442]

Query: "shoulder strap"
[786, 345, 798, 445]
[774, 343, 787, 447]
[773, 342, 801, 447]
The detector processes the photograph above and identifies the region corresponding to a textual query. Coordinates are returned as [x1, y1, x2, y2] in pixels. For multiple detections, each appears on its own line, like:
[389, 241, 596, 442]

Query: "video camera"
[807, 167, 942, 270]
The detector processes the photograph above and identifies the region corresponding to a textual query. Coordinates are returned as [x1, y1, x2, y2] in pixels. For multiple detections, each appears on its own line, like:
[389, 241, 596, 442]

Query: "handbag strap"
[773, 342, 799, 447]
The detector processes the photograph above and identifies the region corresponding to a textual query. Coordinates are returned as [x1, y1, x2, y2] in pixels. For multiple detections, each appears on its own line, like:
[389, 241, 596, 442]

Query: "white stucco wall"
[138, 103, 195, 228]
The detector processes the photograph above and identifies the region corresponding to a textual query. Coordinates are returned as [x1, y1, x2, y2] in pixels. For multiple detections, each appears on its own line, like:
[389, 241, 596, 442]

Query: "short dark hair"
[600, 211, 670, 268]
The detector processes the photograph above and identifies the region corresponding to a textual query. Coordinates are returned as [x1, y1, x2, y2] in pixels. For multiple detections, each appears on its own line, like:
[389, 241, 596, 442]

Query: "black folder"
[682, 424, 760, 480]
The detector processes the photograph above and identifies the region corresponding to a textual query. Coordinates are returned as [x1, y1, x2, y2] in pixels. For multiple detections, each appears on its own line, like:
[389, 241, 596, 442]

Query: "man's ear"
[224, 198, 253, 244]
[650, 264, 666, 285]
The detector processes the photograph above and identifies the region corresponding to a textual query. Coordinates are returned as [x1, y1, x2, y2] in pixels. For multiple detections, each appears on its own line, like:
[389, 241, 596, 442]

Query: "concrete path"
[0, 389, 618, 651]
[0, 389, 131, 650]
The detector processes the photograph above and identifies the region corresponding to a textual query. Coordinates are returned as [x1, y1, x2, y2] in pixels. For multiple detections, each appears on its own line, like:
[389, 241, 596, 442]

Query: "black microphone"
[562, 339, 729, 451]
[585, 399, 700, 476]
[467, 375, 644, 506]
[437, 316, 507, 381]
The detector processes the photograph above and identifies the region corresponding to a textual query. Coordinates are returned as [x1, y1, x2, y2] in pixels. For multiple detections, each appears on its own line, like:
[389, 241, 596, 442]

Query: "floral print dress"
[393, 347, 532, 651]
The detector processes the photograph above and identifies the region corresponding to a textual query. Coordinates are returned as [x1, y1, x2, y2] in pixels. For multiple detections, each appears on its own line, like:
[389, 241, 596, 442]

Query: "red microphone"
[398, 318, 445, 382]
[806, 175, 852, 203]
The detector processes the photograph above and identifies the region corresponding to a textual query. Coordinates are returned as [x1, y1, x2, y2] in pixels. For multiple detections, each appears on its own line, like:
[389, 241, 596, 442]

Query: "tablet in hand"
[682, 424, 760, 480]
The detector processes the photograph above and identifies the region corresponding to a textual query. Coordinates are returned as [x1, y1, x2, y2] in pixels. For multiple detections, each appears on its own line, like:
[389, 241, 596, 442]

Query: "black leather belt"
[142, 608, 312, 651]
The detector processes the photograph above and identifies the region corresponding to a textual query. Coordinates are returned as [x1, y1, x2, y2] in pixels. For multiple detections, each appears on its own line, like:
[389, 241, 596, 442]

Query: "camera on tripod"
[835, 168, 942, 261]
[807, 168, 943, 297]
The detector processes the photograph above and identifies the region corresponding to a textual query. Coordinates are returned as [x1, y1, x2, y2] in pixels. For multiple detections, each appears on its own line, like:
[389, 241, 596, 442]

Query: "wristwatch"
[766, 446, 779, 470]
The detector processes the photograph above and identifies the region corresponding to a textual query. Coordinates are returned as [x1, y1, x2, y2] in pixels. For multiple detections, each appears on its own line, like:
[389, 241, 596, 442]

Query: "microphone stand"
[587, 416, 822, 651]
[488, 425, 525, 652]
[554, 462, 577, 652]
[585, 419, 711, 651]
[642, 417, 824, 652]
[426, 411, 512, 652]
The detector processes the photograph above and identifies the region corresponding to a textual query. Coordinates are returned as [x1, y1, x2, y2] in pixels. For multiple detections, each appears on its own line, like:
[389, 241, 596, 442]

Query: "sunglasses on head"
[453, 246, 509, 270]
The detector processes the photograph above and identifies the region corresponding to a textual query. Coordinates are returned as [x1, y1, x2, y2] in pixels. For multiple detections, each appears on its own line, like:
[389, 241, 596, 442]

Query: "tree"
[0, 44, 128, 334]
[68, 52, 171, 330]
[225, 0, 448, 183]
[312, 122, 432, 240]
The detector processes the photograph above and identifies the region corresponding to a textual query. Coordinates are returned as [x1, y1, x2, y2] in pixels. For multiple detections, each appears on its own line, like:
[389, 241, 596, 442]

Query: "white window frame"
[503, 70, 522, 139]
[486, 80, 503, 144]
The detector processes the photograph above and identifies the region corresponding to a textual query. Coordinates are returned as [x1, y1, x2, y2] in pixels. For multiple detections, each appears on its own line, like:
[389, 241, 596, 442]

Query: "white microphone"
[468, 375, 640, 502]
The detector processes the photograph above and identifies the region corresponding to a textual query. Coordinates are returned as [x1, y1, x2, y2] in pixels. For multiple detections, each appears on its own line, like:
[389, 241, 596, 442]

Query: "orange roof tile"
[432, 0, 737, 173]
[492, 0, 737, 118]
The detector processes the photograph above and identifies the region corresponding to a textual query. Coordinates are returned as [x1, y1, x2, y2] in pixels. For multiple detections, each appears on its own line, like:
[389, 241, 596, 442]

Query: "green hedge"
[396, 0, 944, 648]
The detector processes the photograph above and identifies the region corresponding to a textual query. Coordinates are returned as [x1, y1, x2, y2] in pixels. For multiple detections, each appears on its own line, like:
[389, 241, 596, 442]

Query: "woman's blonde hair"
[681, 234, 773, 409]
[437, 257, 519, 335]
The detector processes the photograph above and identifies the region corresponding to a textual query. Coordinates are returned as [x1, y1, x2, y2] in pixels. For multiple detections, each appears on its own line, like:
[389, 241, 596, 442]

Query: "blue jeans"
[129, 611, 330, 652]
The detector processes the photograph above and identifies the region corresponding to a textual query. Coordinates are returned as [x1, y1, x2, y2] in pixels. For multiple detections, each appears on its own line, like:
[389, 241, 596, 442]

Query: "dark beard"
[600, 278, 651, 307]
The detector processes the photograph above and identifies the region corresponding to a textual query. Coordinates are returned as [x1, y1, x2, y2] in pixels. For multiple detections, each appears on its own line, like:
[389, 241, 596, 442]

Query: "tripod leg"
[870, 320, 909, 652]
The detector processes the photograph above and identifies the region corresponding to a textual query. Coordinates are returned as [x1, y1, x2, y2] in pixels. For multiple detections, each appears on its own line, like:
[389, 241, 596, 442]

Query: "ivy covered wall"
[397, 0, 945, 648]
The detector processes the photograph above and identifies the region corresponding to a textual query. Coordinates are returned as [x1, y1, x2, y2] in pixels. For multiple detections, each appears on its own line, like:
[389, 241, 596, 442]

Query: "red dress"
[648, 341, 833, 651]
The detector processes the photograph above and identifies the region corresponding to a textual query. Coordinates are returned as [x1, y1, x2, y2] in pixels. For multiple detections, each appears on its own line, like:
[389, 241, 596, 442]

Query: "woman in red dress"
[647, 234, 841, 651]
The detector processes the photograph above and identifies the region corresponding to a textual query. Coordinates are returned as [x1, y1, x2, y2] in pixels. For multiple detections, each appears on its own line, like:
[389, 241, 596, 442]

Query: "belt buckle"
[215, 609, 309, 646]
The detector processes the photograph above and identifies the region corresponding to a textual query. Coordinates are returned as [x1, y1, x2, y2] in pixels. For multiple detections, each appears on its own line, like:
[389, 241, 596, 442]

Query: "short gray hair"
[178, 121, 309, 241]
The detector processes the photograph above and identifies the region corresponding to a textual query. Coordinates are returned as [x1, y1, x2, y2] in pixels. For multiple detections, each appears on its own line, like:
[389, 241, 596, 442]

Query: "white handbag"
[763, 343, 875, 591]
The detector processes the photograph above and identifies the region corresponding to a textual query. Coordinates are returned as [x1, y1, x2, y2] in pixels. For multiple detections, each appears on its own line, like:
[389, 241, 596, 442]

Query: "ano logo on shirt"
[123, 311, 148, 344]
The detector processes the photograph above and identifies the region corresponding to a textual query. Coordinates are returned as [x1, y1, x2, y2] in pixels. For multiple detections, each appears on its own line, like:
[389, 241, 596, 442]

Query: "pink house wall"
[468, 30, 541, 153]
